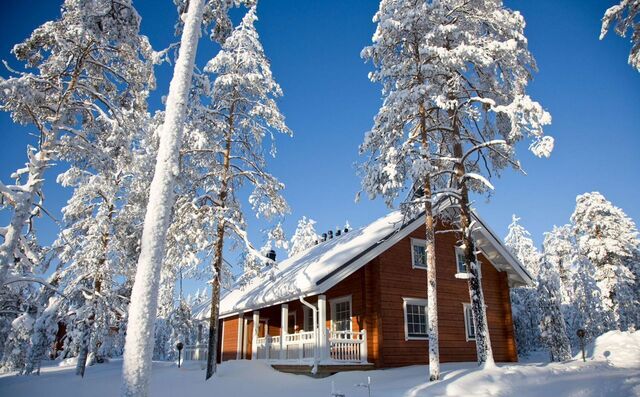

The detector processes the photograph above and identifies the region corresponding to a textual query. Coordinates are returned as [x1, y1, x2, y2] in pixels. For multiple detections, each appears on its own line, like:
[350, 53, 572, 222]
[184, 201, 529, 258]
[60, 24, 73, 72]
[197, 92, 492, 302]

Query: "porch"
[187, 294, 372, 374]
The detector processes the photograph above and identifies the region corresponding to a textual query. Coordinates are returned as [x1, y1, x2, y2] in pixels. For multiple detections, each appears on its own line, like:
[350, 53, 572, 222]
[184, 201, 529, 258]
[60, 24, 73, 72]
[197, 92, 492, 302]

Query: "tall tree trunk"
[121, 0, 205, 395]
[451, 119, 495, 367]
[205, 109, 234, 380]
[419, 104, 440, 381]
[75, 323, 90, 377]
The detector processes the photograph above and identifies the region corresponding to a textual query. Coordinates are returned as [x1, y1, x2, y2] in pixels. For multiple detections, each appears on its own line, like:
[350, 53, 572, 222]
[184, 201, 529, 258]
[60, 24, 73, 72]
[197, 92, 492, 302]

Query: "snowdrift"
[584, 330, 640, 368]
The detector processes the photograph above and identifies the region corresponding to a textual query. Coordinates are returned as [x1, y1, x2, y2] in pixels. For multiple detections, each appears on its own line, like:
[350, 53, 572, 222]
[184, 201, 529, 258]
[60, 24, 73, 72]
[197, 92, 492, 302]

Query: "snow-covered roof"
[194, 208, 531, 320]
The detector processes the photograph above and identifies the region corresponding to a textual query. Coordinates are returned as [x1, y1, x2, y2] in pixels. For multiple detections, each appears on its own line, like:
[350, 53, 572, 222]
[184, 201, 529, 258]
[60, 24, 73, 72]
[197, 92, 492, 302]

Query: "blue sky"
[1, 1, 639, 291]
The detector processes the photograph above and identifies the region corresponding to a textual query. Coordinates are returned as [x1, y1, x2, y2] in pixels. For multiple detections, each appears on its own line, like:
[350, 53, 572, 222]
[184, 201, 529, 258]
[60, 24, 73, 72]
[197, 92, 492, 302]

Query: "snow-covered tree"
[50, 108, 154, 377]
[600, 0, 640, 72]
[570, 254, 607, 343]
[193, 5, 291, 378]
[504, 215, 542, 356]
[121, 0, 207, 393]
[365, 0, 553, 368]
[537, 255, 572, 362]
[360, 0, 447, 380]
[0, 310, 35, 373]
[0, 0, 155, 290]
[570, 192, 639, 331]
[543, 225, 575, 304]
[505, 215, 541, 278]
[288, 217, 319, 257]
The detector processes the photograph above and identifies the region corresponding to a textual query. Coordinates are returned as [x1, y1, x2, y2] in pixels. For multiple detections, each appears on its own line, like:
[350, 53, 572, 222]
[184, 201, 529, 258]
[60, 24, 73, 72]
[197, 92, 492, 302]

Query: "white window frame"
[462, 303, 476, 341]
[402, 297, 429, 341]
[455, 246, 467, 274]
[330, 295, 352, 332]
[410, 238, 428, 270]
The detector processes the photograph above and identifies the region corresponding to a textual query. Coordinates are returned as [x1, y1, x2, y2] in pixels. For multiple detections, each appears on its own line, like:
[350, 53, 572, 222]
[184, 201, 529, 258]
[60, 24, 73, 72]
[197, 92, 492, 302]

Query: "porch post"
[280, 304, 288, 360]
[251, 311, 259, 360]
[236, 314, 243, 360]
[318, 294, 327, 360]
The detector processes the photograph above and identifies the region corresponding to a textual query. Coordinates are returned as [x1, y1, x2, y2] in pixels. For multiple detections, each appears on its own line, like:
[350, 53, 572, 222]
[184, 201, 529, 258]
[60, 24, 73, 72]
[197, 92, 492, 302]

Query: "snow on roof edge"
[195, 207, 530, 321]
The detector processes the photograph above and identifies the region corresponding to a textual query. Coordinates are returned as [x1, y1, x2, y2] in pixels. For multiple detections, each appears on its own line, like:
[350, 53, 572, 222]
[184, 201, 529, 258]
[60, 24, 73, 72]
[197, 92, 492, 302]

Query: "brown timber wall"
[373, 222, 517, 367]
[221, 316, 240, 361]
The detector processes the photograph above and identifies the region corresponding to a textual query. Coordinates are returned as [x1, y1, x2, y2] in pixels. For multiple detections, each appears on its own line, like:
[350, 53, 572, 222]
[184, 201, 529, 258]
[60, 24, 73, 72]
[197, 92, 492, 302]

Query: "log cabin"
[191, 209, 532, 375]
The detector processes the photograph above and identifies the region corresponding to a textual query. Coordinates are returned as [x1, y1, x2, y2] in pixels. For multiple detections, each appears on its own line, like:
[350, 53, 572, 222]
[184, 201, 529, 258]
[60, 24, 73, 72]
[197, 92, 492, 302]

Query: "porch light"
[176, 342, 184, 368]
[576, 329, 586, 362]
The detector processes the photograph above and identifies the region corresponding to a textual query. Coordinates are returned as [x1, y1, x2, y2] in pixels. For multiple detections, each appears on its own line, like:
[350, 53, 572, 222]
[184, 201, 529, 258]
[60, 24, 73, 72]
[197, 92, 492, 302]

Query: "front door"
[244, 318, 268, 359]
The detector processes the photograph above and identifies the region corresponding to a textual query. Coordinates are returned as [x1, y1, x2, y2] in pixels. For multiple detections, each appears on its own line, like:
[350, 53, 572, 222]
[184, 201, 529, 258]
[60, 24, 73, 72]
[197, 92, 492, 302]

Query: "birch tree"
[600, 0, 640, 71]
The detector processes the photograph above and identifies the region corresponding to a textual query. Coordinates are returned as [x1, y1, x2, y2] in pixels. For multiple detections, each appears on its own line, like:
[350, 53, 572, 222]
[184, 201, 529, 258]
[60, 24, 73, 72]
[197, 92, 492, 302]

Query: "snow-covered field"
[1, 331, 639, 397]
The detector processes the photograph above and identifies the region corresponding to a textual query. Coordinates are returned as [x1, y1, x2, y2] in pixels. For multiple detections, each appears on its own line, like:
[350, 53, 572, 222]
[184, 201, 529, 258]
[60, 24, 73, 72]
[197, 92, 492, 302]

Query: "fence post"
[361, 329, 368, 363]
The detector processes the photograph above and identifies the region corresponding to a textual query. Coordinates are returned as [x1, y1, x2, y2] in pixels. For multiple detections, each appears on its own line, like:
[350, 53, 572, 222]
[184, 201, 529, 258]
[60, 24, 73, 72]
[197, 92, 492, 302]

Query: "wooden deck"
[271, 363, 375, 378]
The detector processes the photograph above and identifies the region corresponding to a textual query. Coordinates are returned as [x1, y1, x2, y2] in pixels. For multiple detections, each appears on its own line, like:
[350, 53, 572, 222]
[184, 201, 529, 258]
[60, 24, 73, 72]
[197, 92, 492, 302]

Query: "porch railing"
[329, 330, 367, 363]
[256, 330, 316, 361]
[183, 343, 208, 361]
[255, 329, 367, 363]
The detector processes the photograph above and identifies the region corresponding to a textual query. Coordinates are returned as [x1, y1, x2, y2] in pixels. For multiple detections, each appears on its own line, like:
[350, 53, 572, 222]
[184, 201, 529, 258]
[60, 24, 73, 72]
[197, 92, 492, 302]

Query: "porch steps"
[271, 363, 375, 378]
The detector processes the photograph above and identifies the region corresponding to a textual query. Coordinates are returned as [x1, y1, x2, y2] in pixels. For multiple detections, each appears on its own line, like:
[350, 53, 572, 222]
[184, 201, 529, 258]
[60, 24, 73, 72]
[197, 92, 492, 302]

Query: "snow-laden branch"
[462, 173, 494, 190]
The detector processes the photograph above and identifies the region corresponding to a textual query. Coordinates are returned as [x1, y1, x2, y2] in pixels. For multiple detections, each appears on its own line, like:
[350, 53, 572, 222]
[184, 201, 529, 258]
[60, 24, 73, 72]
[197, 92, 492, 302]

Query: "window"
[455, 246, 467, 273]
[411, 238, 427, 269]
[403, 298, 428, 340]
[303, 306, 315, 332]
[463, 303, 476, 341]
[331, 296, 352, 332]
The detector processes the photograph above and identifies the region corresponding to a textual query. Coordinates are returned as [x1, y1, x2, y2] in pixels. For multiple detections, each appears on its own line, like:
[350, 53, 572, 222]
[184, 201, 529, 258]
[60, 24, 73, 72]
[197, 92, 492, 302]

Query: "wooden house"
[192, 209, 531, 374]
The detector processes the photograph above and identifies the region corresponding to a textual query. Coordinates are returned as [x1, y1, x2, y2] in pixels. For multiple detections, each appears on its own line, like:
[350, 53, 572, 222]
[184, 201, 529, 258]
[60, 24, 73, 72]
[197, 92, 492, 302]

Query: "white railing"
[183, 343, 208, 361]
[329, 330, 367, 363]
[256, 331, 316, 361]
[254, 329, 367, 363]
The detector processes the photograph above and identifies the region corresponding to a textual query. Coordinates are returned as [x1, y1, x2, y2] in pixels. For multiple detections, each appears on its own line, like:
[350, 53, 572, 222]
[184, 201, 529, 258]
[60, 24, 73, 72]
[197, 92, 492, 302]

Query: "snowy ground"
[1, 331, 639, 397]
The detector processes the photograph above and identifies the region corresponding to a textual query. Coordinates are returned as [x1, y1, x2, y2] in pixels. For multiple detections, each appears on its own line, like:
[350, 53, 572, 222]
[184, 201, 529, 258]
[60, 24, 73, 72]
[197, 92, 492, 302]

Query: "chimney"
[328, 230, 333, 239]
[321, 233, 327, 242]
[336, 229, 342, 237]
[266, 249, 276, 262]
[344, 227, 349, 234]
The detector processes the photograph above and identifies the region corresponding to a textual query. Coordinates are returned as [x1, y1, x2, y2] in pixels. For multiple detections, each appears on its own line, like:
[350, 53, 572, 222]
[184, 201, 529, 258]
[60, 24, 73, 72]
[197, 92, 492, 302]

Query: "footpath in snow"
[1, 331, 639, 397]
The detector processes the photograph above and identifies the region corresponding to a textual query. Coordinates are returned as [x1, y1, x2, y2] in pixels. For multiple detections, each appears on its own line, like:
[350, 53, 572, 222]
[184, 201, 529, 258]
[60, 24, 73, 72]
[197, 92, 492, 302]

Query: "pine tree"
[537, 255, 572, 362]
[505, 215, 542, 278]
[570, 192, 639, 331]
[371, 0, 554, 368]
[361, 0, 446, 380]
[543, 225, 575, 304]
[0, 0, 154, 289]
[600, 0, 640, 72]
[197, 5, 291, 378]
[288, 217, 319, 257]
[504, 215, 542, 356]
